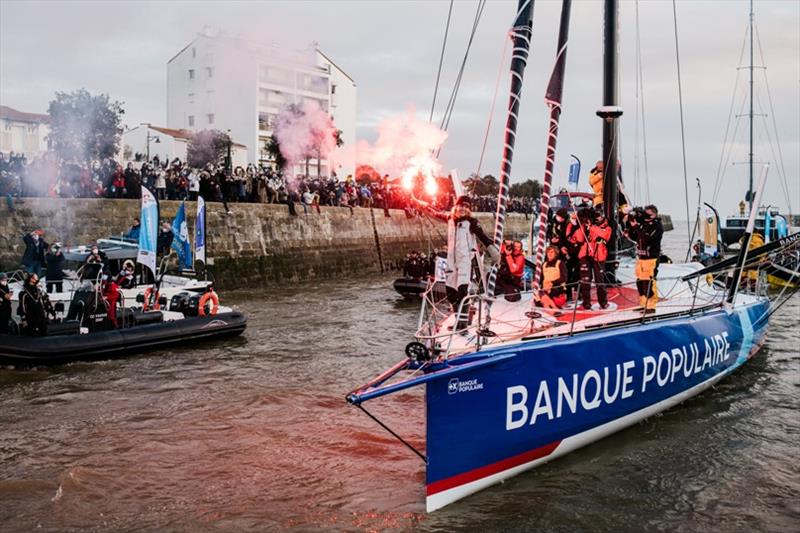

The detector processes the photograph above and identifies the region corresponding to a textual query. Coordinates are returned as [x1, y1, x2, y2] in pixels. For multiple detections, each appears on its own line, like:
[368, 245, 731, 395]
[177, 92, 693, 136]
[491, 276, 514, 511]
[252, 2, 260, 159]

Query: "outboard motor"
[169, 292, 192, 314]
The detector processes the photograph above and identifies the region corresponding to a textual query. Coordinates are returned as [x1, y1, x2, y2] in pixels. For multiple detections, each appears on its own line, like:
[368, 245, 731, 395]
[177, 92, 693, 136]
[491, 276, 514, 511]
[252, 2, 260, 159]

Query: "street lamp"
[146, 133, 161, 162]
[226, 129, 232, 176]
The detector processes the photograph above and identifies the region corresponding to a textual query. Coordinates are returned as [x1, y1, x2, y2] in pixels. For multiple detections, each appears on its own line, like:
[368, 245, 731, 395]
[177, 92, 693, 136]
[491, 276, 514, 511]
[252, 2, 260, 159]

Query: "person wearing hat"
[21, 229, 48, 277]
[45, 242, 66, 294]
[116, 259, 136, 289]
[420, 194, 500, 330]
[0, 272, 12, 334]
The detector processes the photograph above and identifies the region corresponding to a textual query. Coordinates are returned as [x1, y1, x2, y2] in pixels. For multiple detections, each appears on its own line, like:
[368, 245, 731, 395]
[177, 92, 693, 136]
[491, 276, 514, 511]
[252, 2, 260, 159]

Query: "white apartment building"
[166, 28, 356, 178]
[0, 105, 50, 157]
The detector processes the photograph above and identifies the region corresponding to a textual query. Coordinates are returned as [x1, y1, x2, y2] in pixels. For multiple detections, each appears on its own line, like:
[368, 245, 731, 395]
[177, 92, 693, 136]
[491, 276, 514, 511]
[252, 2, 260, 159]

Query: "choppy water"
[1, 230, 798, 532]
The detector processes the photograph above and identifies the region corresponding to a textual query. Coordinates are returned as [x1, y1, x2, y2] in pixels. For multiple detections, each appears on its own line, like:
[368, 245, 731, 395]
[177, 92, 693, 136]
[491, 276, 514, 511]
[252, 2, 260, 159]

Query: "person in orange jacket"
[571, 208, 612, 310]
[496, 239, 526, 301]
[588, 161, 604, 208]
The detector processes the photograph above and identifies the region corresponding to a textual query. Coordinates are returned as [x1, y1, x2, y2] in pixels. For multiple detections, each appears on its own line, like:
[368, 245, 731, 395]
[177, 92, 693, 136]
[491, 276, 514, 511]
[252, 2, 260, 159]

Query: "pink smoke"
[342, 107, 448, 179]
[273, 100, 339, 174]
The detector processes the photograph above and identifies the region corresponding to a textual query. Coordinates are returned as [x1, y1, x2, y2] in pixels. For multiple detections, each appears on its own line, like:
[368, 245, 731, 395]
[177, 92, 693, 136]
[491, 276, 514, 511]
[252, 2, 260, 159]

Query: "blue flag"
[195, 196, 206, 265]
[568, 155, 580, 189]
[137, 187, 158, 276]
[171, 201, 192, 270]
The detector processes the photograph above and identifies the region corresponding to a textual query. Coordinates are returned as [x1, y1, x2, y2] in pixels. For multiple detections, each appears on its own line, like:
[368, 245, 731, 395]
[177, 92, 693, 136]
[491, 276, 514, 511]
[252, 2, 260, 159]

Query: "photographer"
[624, 204, 663, 313]
[496, 240, 525, 301]
[17, 272, 55, 336]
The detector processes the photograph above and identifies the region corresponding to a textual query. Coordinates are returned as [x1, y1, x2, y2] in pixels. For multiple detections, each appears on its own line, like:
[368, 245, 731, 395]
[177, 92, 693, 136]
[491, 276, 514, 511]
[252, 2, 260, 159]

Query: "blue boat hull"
[424, 299, 769, 511]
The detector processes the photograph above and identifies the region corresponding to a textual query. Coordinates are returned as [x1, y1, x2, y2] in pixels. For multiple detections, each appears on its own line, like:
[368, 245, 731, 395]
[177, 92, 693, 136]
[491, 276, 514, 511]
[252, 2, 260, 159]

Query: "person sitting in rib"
[417, 195, 500, 331]
[539, 245, 568, 309]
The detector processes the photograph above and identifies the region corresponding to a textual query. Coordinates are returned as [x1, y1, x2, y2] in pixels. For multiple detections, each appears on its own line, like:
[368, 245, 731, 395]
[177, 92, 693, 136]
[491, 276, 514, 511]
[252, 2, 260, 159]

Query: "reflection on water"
[1, 230, 798, 531]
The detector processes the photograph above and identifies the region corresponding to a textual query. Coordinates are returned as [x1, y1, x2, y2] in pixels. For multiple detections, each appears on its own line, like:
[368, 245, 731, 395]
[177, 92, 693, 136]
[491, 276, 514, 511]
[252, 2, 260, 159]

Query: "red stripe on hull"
[426, 440, 561, 496]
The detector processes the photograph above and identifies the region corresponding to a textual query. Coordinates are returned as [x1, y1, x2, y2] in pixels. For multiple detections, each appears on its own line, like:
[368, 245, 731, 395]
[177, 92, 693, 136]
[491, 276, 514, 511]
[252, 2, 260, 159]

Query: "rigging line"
[476, 33, 510, 177]
[633, 0, 641, 204]
[713, 89, 749, 204]
[636, 1, 651, 204]
[712, 25, 749, 206]
[671, 0, 691, 243]
[754, 22, 792, 214]
[430, 0, 455, 124]
[439, 0, 486, 135]
[755, 88, 793, 209]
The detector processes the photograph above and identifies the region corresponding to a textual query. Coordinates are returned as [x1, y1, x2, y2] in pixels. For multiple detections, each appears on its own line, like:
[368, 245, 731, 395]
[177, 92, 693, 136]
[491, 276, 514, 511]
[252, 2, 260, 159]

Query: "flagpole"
[530, 0, 573, 306]
[485, 0, 536, 297]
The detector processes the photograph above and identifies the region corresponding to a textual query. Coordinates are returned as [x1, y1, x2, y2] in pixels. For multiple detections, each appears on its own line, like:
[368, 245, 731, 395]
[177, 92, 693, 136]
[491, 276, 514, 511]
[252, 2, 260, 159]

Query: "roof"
[131, 124, 247, 148]
[148, 125, 194, 140]
[316, 49, 355, 85]
[0, 105, 49, 124]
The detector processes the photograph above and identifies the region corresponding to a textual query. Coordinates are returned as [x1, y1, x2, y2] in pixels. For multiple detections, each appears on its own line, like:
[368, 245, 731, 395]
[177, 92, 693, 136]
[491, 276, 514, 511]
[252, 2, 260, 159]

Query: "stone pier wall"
[0, 198, 532, 289]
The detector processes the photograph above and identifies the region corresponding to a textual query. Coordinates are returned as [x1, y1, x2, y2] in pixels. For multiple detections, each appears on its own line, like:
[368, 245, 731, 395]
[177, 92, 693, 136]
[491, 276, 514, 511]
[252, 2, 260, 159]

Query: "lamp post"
[146, 132, 160, 162]
[226, 129, 232, 176]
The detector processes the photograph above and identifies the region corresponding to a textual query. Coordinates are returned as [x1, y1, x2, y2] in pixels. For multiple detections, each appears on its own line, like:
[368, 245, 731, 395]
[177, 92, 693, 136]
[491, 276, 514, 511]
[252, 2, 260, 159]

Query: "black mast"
[747, 0, 754, 210]
[597, 0, 622, 280]
[486, 0, 535, 296]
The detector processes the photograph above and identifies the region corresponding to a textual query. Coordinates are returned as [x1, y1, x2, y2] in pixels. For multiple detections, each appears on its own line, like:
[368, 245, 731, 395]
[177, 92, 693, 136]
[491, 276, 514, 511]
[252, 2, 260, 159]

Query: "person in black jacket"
[157, 222, 174, 256]
[0, 272, 12, 334]
[45, 243, 66, 293]
[17, 273, 54, 336]
[624, 204, 664, 313]
[22, 230, 48, 276]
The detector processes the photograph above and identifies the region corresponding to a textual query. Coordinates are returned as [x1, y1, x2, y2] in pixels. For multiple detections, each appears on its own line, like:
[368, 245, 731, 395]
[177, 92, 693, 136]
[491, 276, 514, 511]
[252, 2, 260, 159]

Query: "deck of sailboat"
[431, 261, 737, 357]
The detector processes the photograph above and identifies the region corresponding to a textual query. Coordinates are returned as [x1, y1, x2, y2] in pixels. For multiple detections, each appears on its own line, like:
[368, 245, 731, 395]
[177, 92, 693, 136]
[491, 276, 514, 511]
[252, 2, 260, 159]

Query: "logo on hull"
[448, 377, 484, 395]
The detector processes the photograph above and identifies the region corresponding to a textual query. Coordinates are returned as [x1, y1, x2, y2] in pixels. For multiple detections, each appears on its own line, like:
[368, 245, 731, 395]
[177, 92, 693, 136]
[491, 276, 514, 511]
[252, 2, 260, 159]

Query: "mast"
[531, 0, 572, 300]
[597, 0, 622, 280]
[486, 0, 535, 296]
[747, 0, 754, 211]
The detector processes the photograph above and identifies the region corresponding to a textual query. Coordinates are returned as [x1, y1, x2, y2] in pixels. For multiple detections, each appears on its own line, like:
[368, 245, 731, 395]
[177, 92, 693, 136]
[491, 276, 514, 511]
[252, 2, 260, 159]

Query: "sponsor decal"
[506, 330, 732, 430]
[448, 377, 484, 395]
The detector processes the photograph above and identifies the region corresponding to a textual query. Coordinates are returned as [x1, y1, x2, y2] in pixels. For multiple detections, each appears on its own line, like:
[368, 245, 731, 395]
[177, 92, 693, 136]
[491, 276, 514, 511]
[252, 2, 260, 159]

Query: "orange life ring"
[143, 287, 161, 311]
[198, 291, 219, 316]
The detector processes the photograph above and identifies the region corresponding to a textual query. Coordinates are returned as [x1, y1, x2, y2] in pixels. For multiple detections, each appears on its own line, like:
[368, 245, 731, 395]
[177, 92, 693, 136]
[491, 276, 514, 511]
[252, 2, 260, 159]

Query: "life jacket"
[542, 259, 562, 292]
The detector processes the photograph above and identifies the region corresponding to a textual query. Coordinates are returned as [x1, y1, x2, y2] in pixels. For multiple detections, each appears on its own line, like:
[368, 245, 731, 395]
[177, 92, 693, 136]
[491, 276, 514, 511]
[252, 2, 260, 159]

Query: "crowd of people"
[1, 151, 537, 216]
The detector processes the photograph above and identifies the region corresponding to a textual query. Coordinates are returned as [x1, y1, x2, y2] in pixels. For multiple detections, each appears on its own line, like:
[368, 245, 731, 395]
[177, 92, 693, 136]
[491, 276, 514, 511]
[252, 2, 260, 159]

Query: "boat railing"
[412, 259, 777, 361]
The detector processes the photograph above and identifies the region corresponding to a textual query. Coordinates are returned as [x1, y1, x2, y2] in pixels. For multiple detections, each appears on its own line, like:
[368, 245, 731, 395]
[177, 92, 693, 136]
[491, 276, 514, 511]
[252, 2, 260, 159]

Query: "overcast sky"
[1, 0, 798, 220]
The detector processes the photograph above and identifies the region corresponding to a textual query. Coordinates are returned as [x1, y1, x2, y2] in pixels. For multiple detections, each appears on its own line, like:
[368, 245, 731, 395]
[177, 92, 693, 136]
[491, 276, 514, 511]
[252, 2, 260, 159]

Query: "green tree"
[187, 129, 231, 168]
[509, 179, 541, 198]
[265, 134, 286, 171]
[46, 89, 124, 163]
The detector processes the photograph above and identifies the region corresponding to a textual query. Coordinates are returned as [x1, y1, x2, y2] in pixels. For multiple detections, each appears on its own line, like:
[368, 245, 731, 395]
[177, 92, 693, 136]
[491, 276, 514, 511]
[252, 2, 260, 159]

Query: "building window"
[192, 47, 196, 58]
[188, 69, 195, 80]
[258, 112, 276, 131]
[206, 67, 214, 78]
[331, 84, 337, 94]
[188, 115, 195, 127]
[298, 73, 329, 94]
[259, 65, 291, 86]
[188, 92, 195, 103]
[206, 113, 215, 125]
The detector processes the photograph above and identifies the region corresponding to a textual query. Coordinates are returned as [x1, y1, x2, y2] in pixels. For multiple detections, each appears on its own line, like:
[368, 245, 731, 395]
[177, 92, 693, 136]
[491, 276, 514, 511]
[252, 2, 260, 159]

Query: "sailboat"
[346, 0, 798, 512]
[715, 0, 798, 248]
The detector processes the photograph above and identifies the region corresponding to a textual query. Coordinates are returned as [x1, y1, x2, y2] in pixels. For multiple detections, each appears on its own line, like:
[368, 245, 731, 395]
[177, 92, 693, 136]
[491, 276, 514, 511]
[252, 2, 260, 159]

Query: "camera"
[629, 206, 646, 223]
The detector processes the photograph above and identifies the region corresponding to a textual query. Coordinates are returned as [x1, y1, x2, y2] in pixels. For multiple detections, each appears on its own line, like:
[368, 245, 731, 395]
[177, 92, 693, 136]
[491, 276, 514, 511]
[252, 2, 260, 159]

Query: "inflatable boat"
[0, 310, 246, 367]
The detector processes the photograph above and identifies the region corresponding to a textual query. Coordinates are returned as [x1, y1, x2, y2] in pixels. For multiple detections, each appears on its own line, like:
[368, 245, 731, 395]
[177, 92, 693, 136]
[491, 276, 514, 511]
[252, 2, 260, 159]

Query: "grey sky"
[1, 0, 798, 219]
